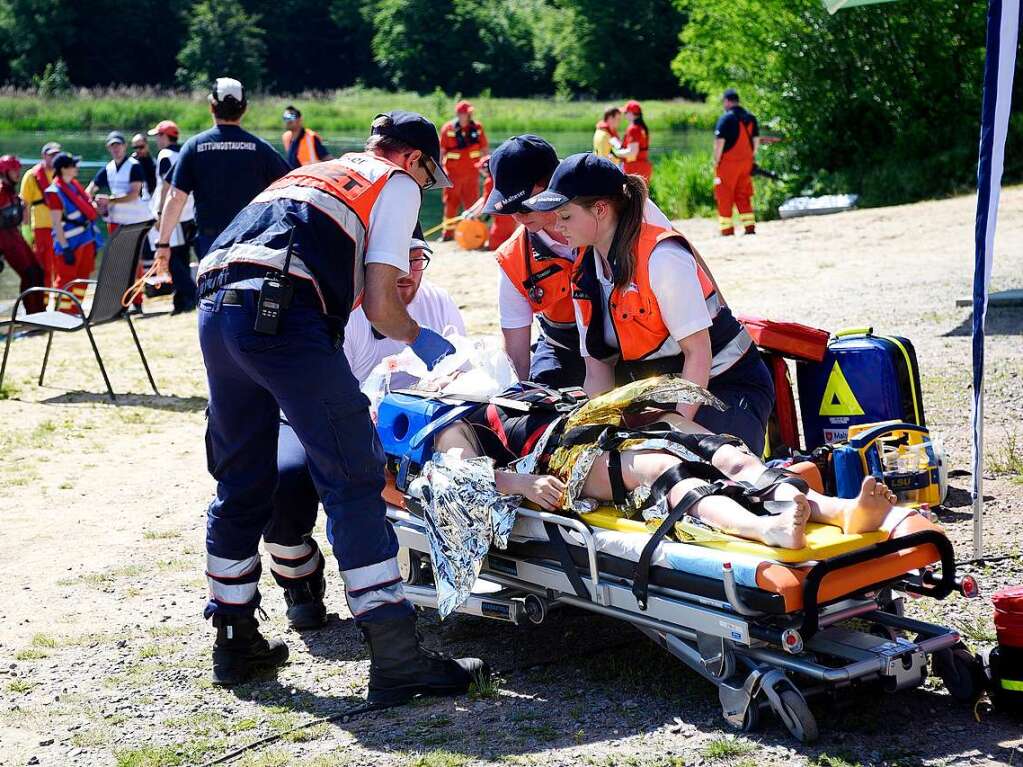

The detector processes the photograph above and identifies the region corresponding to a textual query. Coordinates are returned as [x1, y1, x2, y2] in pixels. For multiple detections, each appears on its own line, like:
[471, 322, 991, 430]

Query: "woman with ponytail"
[522, 153, 774, 455]
[620, 100, 652, 182]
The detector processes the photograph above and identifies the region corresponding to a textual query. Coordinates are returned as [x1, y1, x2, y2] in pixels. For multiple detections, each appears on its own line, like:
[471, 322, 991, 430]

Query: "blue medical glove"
[410, 327, 455, 371]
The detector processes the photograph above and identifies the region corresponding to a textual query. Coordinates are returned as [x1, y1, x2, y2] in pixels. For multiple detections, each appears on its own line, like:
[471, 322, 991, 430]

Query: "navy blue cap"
[523, 152, 625, 212]
[482, 135, 559, 215]
[723, 88, 739, 101]
[371, 110, 451, 188]
[52, 152, 81, 172]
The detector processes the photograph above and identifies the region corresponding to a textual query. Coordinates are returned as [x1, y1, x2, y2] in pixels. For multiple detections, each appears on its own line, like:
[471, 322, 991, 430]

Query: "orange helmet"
[0, 154, 21, 174]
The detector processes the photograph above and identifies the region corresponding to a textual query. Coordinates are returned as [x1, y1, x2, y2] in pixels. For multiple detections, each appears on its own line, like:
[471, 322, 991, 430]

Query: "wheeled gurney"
[383, 470, 982, 742]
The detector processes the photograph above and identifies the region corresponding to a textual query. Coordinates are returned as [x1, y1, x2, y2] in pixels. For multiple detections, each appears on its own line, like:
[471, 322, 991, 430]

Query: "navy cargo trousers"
[197, 288, 413, 624]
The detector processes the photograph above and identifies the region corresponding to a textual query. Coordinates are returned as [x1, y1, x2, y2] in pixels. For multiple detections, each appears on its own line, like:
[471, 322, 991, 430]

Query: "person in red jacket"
[439, 100, 488, 241]
[0, 155, 46, 313]
[713, 88, 759, 236]
[44, 154, 100, 313]
[620, 100, 652, 182]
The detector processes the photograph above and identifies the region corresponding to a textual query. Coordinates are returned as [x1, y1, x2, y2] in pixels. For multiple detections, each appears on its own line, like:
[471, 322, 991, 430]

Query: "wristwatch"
[155, 242, 170, 248]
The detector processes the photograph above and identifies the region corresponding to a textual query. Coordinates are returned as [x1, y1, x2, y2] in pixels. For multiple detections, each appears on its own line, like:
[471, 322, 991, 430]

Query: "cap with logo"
[210, 77, 245, 104]
[370, 110, 452, 189]
[105, 131, 126, 147]
[52, 152, 82, 172]
[147, 120, 179, 138]
[482, 135, 558, 215]
[522, 152, 626, 212]
[41, 141, 62, 157]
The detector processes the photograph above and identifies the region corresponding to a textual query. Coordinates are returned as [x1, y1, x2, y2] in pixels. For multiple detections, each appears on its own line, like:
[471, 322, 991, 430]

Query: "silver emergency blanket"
[408, 453, 519, 618]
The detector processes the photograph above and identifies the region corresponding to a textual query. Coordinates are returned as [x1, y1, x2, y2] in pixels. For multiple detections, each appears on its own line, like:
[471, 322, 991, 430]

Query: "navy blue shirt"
[285, 128, 330, 169]
[714, 107, 759, 153]
[171, 124, 290, 239]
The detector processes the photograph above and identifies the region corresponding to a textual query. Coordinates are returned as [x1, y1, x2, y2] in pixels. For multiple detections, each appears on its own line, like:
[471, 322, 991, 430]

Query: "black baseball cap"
[523, 152, 626, 212]
[482, 135, 559, 215]
[371, 110, 451, 189]
[52, 152, 81, 172]
[723, 88, 740, 101]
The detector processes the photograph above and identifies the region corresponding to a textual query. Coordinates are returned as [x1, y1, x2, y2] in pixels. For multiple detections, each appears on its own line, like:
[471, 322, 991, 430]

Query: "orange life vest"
[573, 223, 751, 375]
[495, 225, 579, 350]
[282, 128, 323, 167]
[200, 152, 408, 313]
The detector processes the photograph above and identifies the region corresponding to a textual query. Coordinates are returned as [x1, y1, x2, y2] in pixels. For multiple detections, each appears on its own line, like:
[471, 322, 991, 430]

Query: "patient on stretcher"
[430, 377, 898, 550]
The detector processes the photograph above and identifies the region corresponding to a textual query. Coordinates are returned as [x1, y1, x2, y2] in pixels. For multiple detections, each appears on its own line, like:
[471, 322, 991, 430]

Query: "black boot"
[360, 614, 489, 707]
[283, 576, 327, 631]
[211, 614, 289, 686]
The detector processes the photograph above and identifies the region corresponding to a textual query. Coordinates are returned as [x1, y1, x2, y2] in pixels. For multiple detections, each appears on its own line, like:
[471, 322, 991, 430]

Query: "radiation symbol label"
[818, 361, 864, 416]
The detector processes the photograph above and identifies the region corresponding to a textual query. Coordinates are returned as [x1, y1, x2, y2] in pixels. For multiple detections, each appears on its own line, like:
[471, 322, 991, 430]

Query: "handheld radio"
[254, 226, 297, 335]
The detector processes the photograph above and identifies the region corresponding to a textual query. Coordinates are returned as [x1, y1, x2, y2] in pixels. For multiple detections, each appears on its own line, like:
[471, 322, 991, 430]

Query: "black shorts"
[462, 402, 560, 467]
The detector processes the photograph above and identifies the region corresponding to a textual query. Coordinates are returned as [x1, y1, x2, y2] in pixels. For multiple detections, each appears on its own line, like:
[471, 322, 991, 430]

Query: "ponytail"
[575, 173, 648, 290]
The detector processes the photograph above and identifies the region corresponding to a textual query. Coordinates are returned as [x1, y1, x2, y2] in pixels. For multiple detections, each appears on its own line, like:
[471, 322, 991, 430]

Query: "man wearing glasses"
[192, 110, 489, 703]
[263, 224, 464, 632]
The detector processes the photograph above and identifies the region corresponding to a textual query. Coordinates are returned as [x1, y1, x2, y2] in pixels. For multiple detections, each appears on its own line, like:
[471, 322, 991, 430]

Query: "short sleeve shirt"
[171, 124, 290, 237]
[19, 165, 52, 229]
[714, 107, 759, 153]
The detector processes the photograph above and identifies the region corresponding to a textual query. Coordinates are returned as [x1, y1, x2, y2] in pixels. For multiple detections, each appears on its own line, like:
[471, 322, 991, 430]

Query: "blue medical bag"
[796, 328, 925, 450]
[377, 392, 476, 490]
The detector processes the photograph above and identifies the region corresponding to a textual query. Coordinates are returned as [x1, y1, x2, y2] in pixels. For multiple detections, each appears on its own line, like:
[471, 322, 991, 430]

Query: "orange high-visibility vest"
[495, 225, 578, 349]
[573, 223, 750, 374]
[282, 128, 323, 166]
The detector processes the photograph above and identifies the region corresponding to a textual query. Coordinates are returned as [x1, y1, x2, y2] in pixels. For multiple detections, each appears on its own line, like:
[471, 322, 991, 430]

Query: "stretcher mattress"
[384, 480, 947, 613]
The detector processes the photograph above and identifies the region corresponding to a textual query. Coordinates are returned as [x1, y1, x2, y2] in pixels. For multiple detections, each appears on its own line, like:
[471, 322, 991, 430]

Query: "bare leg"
[803, 477, 897, 534]
[581, 450, 811, 549]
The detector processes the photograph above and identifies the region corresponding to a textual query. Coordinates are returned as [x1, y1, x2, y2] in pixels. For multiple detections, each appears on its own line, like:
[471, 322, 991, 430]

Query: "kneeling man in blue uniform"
[195, 110, 488, 703]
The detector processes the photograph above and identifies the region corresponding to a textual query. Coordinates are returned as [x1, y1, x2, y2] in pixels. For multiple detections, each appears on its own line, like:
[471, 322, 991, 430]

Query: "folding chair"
[0, 222, 159, 401]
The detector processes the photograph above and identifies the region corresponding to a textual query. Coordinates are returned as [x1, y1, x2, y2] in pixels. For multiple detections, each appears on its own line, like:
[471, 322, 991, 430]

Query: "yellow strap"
[1001, 678, 1023, 691]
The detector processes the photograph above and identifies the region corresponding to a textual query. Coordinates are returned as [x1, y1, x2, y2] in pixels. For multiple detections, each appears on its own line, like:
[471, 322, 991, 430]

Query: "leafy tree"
[177, 0, 266, 90]
[671, 0, 1007, 202]
[0, 0, 75, 85]
[34, 58, 71, 96]
[551, 0, 685, 98]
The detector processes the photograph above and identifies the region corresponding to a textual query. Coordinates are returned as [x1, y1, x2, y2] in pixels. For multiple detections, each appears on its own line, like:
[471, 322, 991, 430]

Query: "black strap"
[750, 467, 809, 497]
[632, 483, 722, 610]
[543, 522, 590, 600]
[647, 463, 692, 504]
[607, 451, 627, 505]
[678, 432, 745, 462]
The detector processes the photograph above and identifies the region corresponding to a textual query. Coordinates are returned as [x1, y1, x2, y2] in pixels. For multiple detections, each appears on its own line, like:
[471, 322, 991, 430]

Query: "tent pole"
[973, 392, 984, 558]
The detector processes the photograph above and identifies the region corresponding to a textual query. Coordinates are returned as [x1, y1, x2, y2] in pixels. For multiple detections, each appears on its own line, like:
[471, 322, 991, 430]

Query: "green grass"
[143, 529, 182, 540]
[32, 633, 58, 648]
[404, 751, 472, 767]
[0, 87, 716, 135]
[114, 740, 223, 767]
[701, 737, 754, 760]
[15, 648, 49, 660]
[988, 430, 1023, 481]
[7, 679, 37, 694]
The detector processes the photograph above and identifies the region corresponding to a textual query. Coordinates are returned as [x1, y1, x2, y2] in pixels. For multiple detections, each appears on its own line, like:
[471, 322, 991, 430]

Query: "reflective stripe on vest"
[283, 128, 321, 166]
[197, 153, 405, 312]
[573, 222, 751, 375]
[494, 226, 579, 350]
[105, 157, 152, 224]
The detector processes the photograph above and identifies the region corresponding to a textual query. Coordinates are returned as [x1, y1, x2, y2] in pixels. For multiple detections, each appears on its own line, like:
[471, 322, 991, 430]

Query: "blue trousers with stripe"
[198, 288, 413, 623]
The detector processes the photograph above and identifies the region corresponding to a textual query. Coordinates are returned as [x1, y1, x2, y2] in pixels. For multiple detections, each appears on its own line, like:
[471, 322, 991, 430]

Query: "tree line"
[0, 0, 688, 99]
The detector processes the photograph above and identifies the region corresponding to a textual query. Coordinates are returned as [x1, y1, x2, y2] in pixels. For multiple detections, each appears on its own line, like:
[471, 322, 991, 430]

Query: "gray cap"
[41, 141, 62, 156]
[105, 131, 126, 146]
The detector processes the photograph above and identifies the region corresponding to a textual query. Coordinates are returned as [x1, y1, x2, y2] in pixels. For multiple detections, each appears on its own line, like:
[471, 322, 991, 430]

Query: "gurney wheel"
[739, 700, 761, 733]
[934, 645, 985, 703]
[776, 688, 818, 743]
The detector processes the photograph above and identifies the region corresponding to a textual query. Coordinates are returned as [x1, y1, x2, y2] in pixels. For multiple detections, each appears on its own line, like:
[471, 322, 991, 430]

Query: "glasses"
[409, 254, 431, 272]
[417, 155, 439, 190]
[132, 145, 146, 150]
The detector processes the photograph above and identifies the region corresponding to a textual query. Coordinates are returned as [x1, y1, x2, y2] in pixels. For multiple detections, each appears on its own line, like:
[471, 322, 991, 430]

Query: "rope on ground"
[955, 552, 1023, 566]
[197, 635, 636, 766]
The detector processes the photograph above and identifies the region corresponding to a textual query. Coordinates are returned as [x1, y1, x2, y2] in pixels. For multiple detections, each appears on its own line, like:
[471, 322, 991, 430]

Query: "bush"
[34, 59, 72, 98]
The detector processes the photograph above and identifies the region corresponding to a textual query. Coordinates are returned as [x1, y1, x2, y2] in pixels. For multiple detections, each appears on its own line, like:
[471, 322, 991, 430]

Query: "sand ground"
[1, 190, 1021, 767]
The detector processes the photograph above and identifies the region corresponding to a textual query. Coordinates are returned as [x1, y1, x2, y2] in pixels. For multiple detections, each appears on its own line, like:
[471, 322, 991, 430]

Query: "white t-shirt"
[498, 198, 674, 330]
[579, 238, 712, 359]
[365, 173, 420, 274]
[343, 280, 466, 383]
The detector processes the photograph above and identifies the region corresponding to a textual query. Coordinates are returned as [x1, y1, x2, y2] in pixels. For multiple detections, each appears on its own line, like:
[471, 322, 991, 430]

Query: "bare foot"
[840, 476, 897, 534]
[758, 499, 810, 549]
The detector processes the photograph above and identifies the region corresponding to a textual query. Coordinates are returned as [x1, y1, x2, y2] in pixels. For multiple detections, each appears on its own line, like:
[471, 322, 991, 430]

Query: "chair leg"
[39, 332, 54, 386]
[0, 322, 15, 393]
[124, 314, 159, 396]
[82, 320, 115, 401]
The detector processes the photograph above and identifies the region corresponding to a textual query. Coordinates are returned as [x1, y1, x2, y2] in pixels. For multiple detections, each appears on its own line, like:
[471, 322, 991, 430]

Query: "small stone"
[39, 739, 53, 747]
[27, 757, 40, 765]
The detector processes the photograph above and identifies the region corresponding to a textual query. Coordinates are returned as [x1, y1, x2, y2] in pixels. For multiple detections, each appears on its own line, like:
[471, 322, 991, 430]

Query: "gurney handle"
[723, 562, 764, 617]
[517, 508, 602, 603]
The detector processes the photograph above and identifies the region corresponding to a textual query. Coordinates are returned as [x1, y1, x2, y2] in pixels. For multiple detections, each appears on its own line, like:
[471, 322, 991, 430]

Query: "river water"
[0, 128, 705, 303]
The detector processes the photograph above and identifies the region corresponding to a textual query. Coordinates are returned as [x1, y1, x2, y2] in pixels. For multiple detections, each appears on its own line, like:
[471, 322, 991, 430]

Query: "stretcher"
[382, 468, 983, 742]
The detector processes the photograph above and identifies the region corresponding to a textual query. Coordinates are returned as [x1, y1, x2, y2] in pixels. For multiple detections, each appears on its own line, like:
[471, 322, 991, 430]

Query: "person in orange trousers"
[44, 154, 99, 313]
[476, 156, 515, 250]
[620, 100, 653, 182]
[20, 142, 62, 293]
[713, 88, 759, 236]
[439, 100, 488, 241]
